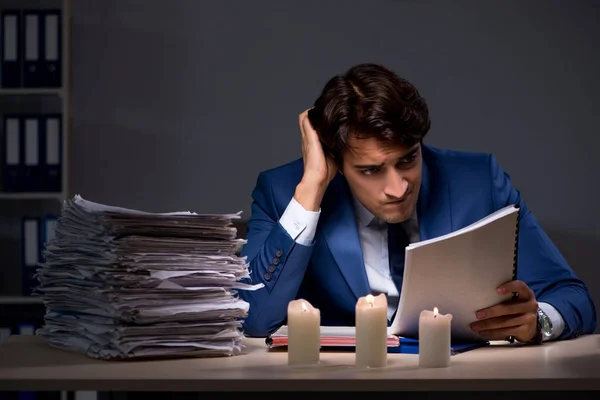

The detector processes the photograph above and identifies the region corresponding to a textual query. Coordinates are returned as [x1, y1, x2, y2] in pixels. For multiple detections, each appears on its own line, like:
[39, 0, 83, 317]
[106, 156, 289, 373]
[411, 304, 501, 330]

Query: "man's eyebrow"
[353, 145, 420, 169]
[399, 146, 420, 160]
[353, 162, 384, 169]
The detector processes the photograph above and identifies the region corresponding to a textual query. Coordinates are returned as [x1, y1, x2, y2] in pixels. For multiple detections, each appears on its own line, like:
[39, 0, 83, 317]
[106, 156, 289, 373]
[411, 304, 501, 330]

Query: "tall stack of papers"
[34, 195, 262, 360]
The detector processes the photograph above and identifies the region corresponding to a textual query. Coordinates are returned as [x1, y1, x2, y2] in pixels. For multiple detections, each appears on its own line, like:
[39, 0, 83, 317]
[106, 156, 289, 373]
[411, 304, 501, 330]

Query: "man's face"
[340, 136, 422, 224]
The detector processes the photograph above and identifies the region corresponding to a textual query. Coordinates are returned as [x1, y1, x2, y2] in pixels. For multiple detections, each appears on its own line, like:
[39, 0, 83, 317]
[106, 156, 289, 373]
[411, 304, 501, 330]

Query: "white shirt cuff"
[279, 197, 320, 245]
[538, 302, 565, 341]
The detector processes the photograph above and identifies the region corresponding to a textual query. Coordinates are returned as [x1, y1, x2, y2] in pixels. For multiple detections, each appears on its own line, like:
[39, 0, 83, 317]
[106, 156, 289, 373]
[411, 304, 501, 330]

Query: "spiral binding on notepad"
[512, 204, 520, 280]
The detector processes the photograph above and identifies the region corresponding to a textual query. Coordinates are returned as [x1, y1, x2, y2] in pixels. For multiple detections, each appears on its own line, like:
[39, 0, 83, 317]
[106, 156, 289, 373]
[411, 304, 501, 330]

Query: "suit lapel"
[320, 174, 371, 301]
[417, 151, 453, 241]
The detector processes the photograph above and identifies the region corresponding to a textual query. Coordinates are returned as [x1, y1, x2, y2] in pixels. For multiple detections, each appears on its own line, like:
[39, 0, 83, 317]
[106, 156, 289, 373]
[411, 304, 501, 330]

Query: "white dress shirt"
[279, 197, 564, 340]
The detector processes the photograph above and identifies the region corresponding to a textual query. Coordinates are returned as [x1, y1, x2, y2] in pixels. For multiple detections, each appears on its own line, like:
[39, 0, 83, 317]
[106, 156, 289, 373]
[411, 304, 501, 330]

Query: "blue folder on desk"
[384, 337, 488, 355]
[265, 325, 489, 355]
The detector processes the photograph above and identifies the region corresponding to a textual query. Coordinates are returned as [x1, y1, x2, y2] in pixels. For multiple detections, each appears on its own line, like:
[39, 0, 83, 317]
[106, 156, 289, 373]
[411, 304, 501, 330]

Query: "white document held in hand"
[391, 204, 520, 342]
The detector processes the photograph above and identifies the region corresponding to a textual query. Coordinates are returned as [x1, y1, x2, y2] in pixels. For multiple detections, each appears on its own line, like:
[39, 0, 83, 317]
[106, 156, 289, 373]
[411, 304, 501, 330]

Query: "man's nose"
[383, 171, 408, 199]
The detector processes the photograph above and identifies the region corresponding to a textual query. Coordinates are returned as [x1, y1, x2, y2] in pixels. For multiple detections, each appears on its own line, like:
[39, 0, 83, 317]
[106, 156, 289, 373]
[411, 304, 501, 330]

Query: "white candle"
[418, 307, 452, 368]
[287, 299, 320, 365]
[355, 293, 388, 368]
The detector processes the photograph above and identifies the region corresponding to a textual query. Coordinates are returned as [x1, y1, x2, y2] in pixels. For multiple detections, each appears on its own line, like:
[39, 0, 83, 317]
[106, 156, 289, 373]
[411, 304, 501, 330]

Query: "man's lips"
[384, 191, 411, 205]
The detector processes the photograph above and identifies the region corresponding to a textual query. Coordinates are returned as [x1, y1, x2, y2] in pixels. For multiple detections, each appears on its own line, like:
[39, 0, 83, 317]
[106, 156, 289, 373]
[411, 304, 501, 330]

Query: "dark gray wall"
[72, 0, 600, 226]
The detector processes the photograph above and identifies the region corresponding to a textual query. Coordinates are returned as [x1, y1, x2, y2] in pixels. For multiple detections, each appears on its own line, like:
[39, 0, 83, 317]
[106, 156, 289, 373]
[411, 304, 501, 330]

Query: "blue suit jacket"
[239, 145, 596, 339]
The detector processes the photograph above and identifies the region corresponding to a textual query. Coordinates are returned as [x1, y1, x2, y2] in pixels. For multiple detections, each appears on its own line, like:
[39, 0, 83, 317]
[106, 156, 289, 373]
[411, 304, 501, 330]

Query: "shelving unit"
[0, 0, 71, 301]
[0, 192, 63, 200]
[1, 3, 86, 398]
[0, 88, 63, 96]
[0, 296, 43, 305]
[0, 0, 71, 204]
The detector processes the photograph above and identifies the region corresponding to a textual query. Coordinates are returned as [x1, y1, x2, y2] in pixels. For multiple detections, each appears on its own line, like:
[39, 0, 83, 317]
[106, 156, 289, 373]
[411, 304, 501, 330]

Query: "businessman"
[238, 63, 596, 344]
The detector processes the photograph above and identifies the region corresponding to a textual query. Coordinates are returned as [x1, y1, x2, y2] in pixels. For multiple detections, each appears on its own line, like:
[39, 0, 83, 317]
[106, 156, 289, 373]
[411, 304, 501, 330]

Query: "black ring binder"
[512, 204, 520, 281]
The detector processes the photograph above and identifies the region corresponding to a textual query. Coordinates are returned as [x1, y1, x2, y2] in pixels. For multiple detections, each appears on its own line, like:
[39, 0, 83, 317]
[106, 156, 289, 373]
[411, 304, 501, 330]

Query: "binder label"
[46, 117, 60, 165]
[24, 219, 39, 266]
[5, 118, 20, 165]
[46, 219, 57, 242]
[25, 118, 39, 166]
[3, 15, 17, 61]
[25, 14, 39, 61]
[45, 14, 59, 61]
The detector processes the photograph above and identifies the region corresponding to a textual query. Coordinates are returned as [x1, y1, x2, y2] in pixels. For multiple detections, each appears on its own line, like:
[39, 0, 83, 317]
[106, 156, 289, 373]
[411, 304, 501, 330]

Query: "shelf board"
[0, 192, 64, 201]
[0, 296, 43, 305]
[0, 88, 63, 97]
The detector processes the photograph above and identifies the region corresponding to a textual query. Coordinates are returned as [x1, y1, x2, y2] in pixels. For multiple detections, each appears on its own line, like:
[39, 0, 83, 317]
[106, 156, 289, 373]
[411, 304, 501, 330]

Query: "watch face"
[539, 311, 553, 338]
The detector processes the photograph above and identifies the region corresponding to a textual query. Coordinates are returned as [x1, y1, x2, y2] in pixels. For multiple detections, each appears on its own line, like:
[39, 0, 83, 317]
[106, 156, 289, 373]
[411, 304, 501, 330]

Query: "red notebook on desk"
[266, 325, 400, 348]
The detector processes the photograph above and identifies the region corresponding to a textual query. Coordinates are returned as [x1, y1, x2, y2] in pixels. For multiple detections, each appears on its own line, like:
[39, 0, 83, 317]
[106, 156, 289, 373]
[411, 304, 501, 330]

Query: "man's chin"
[376, 204, 415, 224]
[376, 212, 410, 224]
[379, 215, 408, 224]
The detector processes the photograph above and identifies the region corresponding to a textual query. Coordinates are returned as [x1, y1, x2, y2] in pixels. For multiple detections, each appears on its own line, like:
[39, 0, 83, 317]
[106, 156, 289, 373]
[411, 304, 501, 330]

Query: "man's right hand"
[294, 109, 338, 211]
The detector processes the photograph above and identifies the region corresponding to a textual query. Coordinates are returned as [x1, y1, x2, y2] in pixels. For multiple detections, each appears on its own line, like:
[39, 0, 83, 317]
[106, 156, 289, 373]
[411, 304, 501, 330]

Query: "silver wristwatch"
[537, 307, 553, 341]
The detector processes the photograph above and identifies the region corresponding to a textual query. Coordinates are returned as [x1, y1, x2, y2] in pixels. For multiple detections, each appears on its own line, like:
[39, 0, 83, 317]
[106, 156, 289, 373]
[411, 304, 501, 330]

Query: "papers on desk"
[34, 195, 262, 360]
[266, 325, 489, 355]
[267, 325, 401, 348]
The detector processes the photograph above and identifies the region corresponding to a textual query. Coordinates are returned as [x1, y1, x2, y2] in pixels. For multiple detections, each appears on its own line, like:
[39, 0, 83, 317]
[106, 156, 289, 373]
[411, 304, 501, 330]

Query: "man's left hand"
[470, 280, 538, 342]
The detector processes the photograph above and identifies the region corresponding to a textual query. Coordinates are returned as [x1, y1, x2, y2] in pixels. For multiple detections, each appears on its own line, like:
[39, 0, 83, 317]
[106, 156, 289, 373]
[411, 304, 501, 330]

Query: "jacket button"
[275, 249, 283, 257]
[263, 272, 272, 281]
[267, 265, 276, 273]
[272, 256, 280, 265]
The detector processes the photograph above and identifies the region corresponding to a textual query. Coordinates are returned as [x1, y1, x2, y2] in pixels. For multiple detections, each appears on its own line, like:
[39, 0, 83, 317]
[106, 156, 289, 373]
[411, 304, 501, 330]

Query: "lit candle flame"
[366, 294, 375, 307]
[433, 307, 439, 318]
[301, 300, 307, 312]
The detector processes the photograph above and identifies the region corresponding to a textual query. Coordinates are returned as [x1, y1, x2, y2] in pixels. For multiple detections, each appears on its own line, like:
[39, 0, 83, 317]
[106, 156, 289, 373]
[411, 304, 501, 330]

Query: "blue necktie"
[387, 222, 410, 297]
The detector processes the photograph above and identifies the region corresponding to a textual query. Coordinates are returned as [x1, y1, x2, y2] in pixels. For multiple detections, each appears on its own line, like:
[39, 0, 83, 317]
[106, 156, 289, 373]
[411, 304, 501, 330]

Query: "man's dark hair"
[307, 63, 431, 166]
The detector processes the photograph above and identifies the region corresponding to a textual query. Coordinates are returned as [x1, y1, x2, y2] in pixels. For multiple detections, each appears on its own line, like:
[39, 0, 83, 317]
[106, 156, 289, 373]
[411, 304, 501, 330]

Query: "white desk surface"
[0, 334, 599, 392]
